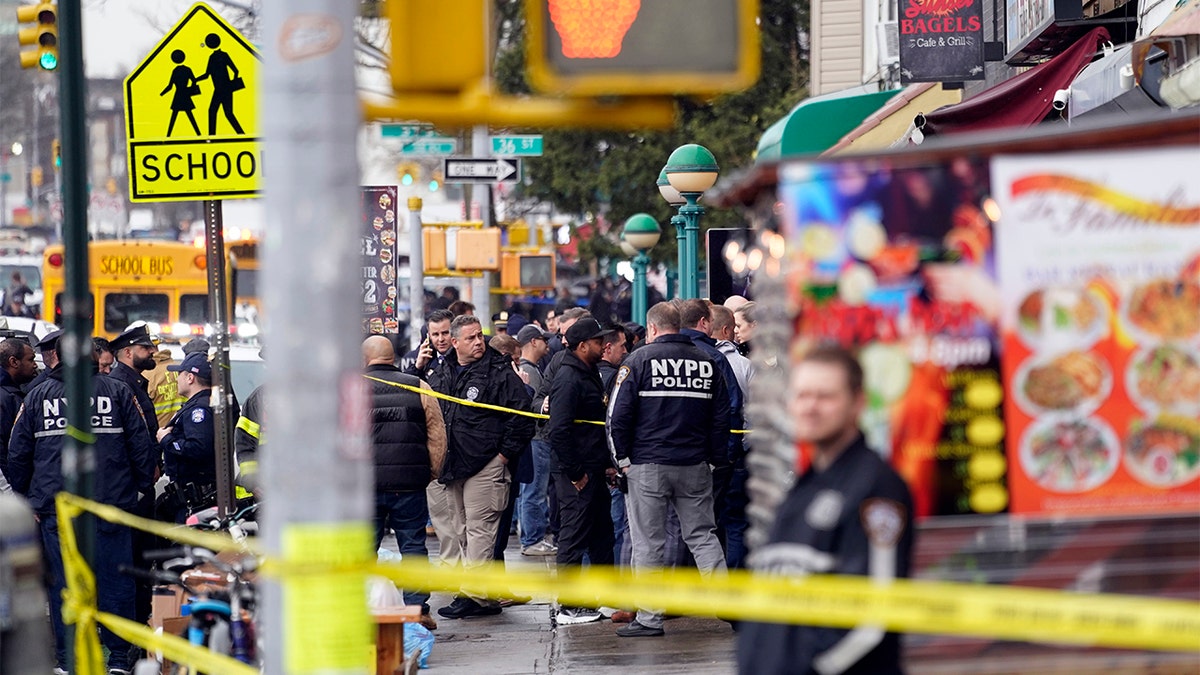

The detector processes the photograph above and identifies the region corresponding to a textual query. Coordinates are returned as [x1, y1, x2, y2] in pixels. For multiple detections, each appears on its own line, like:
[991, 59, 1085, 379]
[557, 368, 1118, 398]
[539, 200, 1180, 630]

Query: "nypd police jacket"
[606, 333, 730, 467]
[8, 364, 157, 514]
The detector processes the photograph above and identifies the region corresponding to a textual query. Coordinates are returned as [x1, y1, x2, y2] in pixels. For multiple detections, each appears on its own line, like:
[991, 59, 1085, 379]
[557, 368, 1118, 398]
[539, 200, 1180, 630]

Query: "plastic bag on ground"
[404, 622, 435, 669]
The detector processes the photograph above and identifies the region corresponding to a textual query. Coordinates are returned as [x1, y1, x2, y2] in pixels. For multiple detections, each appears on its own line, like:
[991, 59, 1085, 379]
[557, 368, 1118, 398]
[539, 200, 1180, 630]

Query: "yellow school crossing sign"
[124, 3, 260, 202]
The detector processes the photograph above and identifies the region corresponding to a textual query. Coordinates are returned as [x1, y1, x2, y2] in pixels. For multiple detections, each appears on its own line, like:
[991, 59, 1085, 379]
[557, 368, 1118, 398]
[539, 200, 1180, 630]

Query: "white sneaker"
[53, 668, 69, 675]
[556, 606, 603, 625]
[520, 539, 558, 556]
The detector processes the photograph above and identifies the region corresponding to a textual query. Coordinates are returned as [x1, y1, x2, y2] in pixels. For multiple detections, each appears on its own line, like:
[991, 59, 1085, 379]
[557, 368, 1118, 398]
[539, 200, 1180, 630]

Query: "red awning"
[919, 27, 1111, 136]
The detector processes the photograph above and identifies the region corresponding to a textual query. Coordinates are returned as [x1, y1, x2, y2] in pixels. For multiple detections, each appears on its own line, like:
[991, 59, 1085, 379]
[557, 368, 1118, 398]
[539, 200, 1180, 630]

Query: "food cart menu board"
[993, 148, 1200, 516]
[362, 185, 399, 335]
[779, 159, 1007, 518]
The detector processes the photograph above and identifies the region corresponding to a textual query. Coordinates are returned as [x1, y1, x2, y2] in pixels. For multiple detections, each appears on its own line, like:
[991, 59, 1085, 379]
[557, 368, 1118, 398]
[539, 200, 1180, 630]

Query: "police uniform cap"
[167, 351, 212, 379]
[564, 317, 614, 348]
[182, 337, 211, 355]
[37, 329, 63, 353]
[516, 324, 554, 346]
[492, 311, 509, 328]
[112, 324, 156, 351]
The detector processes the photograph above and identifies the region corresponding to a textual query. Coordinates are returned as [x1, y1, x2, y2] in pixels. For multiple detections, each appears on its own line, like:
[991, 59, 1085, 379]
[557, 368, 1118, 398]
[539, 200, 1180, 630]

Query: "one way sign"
[443, 157, 520, 184]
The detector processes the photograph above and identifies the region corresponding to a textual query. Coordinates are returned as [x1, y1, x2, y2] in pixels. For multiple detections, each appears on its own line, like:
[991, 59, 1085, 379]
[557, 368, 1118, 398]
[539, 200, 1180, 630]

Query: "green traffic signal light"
[428, 179, 439, 191]
[40, 51, 57, 70]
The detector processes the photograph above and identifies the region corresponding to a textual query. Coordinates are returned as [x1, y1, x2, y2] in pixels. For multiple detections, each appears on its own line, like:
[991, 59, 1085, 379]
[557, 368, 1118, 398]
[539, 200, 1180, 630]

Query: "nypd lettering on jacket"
[36, 396, 123, 437]
[647, 358, 714, 393]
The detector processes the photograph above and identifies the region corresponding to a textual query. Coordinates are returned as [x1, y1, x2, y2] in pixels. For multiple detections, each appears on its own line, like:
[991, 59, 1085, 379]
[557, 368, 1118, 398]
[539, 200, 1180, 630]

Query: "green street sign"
[491, 135, 543, 156]
[398, 137, 458, 156]
[381, 123, 435, 139]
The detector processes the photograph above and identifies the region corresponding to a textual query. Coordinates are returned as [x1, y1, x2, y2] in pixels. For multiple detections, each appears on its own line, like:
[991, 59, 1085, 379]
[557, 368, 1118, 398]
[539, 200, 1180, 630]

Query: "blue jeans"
[517, 439, 552, 547]
[373, 490, 431, 609]
[40, 513, 136, 670]
[609, 485, 631, 566]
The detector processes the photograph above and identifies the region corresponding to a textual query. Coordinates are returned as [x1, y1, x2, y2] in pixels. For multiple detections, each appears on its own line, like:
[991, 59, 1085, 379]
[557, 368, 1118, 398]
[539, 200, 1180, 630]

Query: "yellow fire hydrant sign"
[123, 2, 261, 202]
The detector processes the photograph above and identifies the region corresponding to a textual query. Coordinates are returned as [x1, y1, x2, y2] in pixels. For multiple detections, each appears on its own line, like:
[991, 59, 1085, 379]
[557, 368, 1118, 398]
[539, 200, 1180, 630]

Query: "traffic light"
[428, 172, 442, 192]
[524, 0, 759, 96]
[396, 162, 419, 186]
[389, 0, 486, 92]
[30, 166, 43, 187]
[501, 253, 555, 290]
[51, 139, 60, 168]
[16, 2, 58, 71]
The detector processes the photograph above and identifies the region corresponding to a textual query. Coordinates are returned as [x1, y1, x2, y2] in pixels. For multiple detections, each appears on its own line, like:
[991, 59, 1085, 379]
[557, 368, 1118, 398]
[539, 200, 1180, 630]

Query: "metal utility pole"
[408, 197, 424, 350]
[56, 0, 93, 667]
[203, 200, 236, 518]
[470, 124, 493, 315]
[261, 1, 373, 674]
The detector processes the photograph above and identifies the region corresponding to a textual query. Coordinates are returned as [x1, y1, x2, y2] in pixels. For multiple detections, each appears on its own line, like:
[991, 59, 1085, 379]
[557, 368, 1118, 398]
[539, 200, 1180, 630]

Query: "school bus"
[42, 240, 232, 341]
[227, 238, 261, 331]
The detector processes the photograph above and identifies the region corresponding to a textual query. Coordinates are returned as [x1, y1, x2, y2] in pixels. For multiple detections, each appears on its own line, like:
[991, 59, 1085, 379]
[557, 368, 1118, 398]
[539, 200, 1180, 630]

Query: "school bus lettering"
[139, 149, 260, 184]
[99, 255, 175, 277]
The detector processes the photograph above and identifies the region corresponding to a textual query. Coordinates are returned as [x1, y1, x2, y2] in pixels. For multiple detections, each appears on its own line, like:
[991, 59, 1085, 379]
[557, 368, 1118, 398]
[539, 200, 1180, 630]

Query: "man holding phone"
[405, 309, 455, 381]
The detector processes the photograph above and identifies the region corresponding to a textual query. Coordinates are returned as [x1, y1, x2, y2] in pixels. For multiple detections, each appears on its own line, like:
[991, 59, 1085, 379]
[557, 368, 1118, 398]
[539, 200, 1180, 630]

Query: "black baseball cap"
[516, 324, 554, 346]
[37, 329, 63, 353]
[564, 317, 614, 348]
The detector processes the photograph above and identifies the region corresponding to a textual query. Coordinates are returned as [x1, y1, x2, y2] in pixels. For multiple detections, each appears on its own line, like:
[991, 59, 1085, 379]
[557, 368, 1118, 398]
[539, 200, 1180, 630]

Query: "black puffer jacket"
[366, 364, 431, 492]
[548, 351, 610, 482]
[427, 347, 534, 483]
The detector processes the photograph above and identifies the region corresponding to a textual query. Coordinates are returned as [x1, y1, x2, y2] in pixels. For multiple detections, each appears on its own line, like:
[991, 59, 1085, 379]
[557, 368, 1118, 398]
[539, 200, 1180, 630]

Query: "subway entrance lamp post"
[663, 144, 719, 300]
[657, 168, 685, 299]
[621, 213, 662, 326]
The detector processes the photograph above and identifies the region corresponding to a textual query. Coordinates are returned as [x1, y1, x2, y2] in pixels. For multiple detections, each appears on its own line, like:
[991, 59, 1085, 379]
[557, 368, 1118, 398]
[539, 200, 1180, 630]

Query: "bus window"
[235, 268, 258, 297]
[180, 294, 209, 325]
[104, 293, 168, 333]
[54, 292, 95, 324]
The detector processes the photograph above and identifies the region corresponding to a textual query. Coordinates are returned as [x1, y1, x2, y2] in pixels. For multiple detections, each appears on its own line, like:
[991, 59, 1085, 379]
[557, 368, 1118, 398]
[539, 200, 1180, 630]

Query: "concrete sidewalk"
[407, 534, 737, 674]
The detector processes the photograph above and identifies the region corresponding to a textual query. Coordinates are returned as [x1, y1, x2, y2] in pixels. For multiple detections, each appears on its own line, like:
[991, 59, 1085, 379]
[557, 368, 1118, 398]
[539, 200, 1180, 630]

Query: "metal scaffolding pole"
[261, 2, 373, 673]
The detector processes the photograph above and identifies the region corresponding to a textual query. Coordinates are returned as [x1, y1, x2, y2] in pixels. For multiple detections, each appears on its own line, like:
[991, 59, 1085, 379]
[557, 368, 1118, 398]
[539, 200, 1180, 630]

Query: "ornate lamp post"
[663, 144, 719, 300]
[621, 213, 662, 326]
[656, 168, 685, 299]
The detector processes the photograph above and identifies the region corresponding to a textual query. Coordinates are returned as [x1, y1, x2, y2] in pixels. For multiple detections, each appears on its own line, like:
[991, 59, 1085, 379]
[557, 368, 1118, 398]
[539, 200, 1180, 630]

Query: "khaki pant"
[446, 453, 510, 605]
[426, 480, 462, 567]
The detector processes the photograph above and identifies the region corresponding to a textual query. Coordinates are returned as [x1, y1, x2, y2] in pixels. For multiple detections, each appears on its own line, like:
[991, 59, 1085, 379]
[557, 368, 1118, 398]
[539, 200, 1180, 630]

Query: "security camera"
[1052, 89, 1070, 111]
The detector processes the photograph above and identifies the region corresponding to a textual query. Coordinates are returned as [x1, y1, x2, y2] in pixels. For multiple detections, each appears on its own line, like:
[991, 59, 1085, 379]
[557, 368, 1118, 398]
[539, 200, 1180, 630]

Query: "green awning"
[756, 88, 902, 161]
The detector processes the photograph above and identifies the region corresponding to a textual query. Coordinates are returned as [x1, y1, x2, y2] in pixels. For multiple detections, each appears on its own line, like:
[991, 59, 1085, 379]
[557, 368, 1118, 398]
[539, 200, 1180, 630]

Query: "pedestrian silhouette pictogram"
[161, 49, 202, 136]
[196, 33, 245, 136]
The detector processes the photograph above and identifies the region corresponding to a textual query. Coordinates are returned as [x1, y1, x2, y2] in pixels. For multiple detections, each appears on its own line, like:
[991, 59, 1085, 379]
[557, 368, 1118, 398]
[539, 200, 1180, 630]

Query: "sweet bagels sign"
[899, 0, 986, 83]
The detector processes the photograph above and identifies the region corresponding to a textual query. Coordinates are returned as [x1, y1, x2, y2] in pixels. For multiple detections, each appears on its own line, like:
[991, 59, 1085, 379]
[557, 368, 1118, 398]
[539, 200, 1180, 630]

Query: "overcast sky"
[84, 0, 228, 79]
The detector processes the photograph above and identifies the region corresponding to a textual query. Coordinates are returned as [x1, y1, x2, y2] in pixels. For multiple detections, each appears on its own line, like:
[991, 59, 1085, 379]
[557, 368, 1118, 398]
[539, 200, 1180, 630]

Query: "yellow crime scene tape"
[362, 373, 752, 433]
[55, 492, 1200, 675]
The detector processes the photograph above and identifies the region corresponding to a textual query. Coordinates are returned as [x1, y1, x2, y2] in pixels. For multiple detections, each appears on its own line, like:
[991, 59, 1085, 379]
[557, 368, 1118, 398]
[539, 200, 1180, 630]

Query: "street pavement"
[390, 532, 738, 674]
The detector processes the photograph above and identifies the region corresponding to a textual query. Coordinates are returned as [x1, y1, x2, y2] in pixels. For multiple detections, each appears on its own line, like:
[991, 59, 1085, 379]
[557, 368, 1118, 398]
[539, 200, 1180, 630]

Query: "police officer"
[738, 345, 914, 675]
[0, 337, 37, 492]
[8, 338, 157, 674]
[26, 329, 61, 392]
[108, 323, 160, 436]
[606, 302, 730, 638]
[157, 351, 219, 522]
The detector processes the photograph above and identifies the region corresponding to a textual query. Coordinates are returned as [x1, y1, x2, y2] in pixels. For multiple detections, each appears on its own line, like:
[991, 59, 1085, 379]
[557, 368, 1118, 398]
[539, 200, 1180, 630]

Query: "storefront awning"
[755, 87, 901, 161]
[917, 27, 1111, 137]
[821, 84, 963, 155]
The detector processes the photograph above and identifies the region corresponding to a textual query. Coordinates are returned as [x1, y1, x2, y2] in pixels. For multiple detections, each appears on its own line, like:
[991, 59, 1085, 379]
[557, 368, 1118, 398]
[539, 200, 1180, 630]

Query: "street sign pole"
[262, 1, 372, 674]
[203, 199, 236, 519]
[57, 1, 94, 667]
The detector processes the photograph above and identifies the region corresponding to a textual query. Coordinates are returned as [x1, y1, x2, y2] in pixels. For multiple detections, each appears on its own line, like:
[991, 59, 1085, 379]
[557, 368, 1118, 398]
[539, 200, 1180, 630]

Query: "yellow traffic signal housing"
[524, 0, 760, 96]
[16, 2, 58, 71]
[501, 252, 556, 290]
[31, 166, 44, 187]
[396, 162, 419, 186]
[389, 0, 486, 92]
[52, 139, 61, 168]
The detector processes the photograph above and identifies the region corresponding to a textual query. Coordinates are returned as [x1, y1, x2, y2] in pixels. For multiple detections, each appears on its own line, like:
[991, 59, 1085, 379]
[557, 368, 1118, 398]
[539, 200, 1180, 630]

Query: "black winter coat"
[0, 368, 25, 483]
[366, 364, 432, 492]
[427, 347, 533, 483]
[548, 351, 610, 482]
[108, 360, 159, 436]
